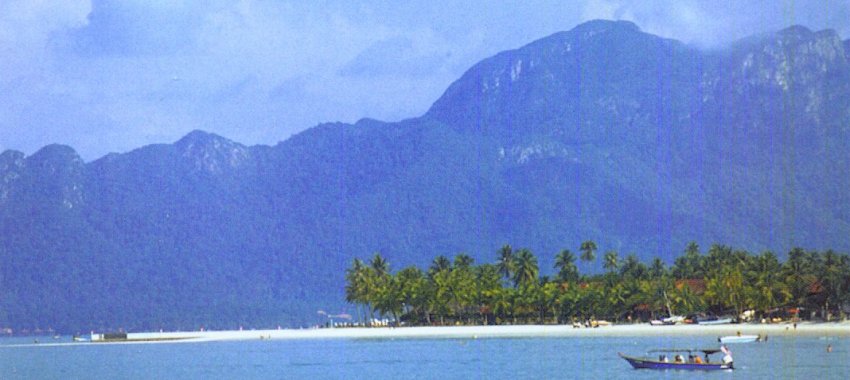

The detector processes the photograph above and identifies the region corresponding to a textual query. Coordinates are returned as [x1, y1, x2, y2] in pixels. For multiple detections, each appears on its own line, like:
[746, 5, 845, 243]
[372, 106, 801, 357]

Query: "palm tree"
[603, 250, 619, 273]
[704, 265, 746, 318]
[668, 281, 704, 316]
[672, 241, 703, 279]
[539, 280, 561, 324]
[450, 256, 476, 324]
[429, 267, 453, 325]
[367, 253, 391, 324]
[619, 254, 647, 280]
[473, 264, 502, 325]
[554, 249, 579, 282]
[745, 251, 788, 319]
[396, 266, 428, 324]
[344, 258, 369, 325]
[704, 244, 741, 277]
[580, 240, 597, 265]
[817, 250, 844, 320]
[370, 252, 389, 277]
[373, 274, 404, 324]
[649, 257, 666, 279]
[493, 287, 516, 324]
[429, 255, 451, 276]
[454, 253, 474, 269]
[685, 241, 700, 256]
[513, 249, 539, 289]
[782, 247, 816, 309]
[604, 280, 630, 321]
[496, 244, 515, 285]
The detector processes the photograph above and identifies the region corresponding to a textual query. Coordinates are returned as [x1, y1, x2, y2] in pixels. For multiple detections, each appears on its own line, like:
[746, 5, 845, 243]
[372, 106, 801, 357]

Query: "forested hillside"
[1, 21, 848, 332]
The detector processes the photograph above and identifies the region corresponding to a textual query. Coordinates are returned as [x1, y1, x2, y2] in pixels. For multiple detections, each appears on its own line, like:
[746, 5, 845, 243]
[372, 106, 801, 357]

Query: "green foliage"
[580, 241, 597, 264]
[603, 250, 619, 273]
[345, 243, 850, 325]
[554, 249, 579, 283]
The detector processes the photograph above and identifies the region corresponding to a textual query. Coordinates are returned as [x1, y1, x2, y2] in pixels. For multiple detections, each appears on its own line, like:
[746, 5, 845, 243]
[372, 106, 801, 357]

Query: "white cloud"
[0, 0, 91, 81]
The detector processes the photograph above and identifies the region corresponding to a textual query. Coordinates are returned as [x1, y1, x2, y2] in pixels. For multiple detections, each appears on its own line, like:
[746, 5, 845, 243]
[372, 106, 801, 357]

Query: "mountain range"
[2, 20, 849, 332]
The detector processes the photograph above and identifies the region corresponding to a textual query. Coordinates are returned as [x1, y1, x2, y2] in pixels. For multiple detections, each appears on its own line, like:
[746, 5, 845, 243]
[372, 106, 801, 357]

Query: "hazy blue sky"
[2, 0, 849, 160]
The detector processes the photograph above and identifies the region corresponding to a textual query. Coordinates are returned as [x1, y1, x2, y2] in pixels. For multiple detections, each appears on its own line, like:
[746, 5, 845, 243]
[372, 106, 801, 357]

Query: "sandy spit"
[119, 322, 850, 343]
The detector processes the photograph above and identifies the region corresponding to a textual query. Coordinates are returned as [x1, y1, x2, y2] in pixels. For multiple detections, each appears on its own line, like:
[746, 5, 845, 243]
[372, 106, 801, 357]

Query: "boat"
[697, 317, 734, 325]
[619, 348, 734, 371]
[650, 315, 683, 325]
[719, 334, 760, 343]
[686, 314, 734, 325]
[656, 291, 684, 325]
[662, 315, 684, 325]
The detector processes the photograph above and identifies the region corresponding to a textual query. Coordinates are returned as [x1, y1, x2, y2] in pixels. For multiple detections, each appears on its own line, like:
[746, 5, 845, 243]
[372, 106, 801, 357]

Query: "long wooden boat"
[697, 317, 734, 325]
[619, 348, 733, 370]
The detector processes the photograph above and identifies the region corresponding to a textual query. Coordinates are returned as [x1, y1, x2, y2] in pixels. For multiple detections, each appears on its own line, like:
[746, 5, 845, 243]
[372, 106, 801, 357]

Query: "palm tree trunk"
[355, 303, 363, 323]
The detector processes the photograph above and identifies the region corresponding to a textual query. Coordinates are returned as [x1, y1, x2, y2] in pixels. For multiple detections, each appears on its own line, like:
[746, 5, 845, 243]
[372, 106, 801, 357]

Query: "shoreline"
[5, 321, 849, 347]
[90, 321, 850, 343]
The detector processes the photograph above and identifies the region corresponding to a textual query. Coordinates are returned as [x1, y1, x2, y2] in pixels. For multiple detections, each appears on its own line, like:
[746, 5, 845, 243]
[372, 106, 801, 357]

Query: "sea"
[1, 335, 847, 379]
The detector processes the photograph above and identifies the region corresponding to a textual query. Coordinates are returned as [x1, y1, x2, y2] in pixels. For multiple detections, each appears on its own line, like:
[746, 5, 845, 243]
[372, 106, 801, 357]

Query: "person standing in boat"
[721, 345, 733, 366]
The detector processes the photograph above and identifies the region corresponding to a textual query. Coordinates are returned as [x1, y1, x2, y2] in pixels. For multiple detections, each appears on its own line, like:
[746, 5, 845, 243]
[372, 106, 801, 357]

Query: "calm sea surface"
[1, 334, 847, 379]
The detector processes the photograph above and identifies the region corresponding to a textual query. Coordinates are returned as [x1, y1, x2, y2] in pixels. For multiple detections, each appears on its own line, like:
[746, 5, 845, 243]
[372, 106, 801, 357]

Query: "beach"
[5, 322, 847, 379]
[82, 321, 850, 344]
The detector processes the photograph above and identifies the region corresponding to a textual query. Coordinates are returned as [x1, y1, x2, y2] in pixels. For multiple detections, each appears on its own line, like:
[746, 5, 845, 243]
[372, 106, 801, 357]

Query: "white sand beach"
[93, 321, 850, 344]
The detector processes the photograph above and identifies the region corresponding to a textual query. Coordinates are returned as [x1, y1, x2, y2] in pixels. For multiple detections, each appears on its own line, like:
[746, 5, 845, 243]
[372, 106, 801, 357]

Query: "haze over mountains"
[2, 20, 849, 331]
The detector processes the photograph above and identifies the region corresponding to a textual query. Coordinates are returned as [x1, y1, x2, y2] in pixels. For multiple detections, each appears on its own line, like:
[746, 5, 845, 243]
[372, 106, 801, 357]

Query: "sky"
[1, 0, 849, 161]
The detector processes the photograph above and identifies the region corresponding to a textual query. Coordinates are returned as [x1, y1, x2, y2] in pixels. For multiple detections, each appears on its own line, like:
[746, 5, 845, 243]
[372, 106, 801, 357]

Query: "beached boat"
[619, 348, 734, 371]
[689, 314, 734, 325]
[662, 315, 684, 325]
[718, 334, 760, 343]
[697, 317, 733, 325]
[650, 315, 684, 325]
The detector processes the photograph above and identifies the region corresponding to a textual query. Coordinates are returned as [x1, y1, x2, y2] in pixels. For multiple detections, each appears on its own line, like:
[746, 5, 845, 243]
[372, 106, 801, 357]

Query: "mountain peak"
[28, 144, 84, 166]
[425, 18, 688, 136]
[1, 150, 25, 165]
[774, 25, 845, 48]
[20, 144, 85, 210]
[174, 130, 250, 174]
[778, 24, 814, 37]
[571, 19, 641, 36]
[175, 129, 230, 147]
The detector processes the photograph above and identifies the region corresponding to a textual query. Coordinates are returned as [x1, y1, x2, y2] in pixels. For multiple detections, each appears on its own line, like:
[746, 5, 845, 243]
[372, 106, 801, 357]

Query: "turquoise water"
[1, 335, 847, 379]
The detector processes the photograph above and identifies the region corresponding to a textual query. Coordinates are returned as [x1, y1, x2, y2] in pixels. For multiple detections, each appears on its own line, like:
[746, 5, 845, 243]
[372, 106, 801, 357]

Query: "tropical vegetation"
[345, 242, 850, 326]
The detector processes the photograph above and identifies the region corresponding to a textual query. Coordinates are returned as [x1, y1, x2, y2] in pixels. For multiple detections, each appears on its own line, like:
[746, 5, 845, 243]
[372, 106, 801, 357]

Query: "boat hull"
[696, 318, 733, 325]
[719, 335, 759, 343]
[619, 353, 732, 371]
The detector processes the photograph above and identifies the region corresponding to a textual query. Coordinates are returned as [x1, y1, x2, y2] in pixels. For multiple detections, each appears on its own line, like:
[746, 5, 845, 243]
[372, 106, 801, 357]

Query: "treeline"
[344, 242, 850, 326]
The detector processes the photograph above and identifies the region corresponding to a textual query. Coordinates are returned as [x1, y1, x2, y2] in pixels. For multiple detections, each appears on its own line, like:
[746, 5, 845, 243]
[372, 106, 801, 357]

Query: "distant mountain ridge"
[2, 20, 849, 331]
